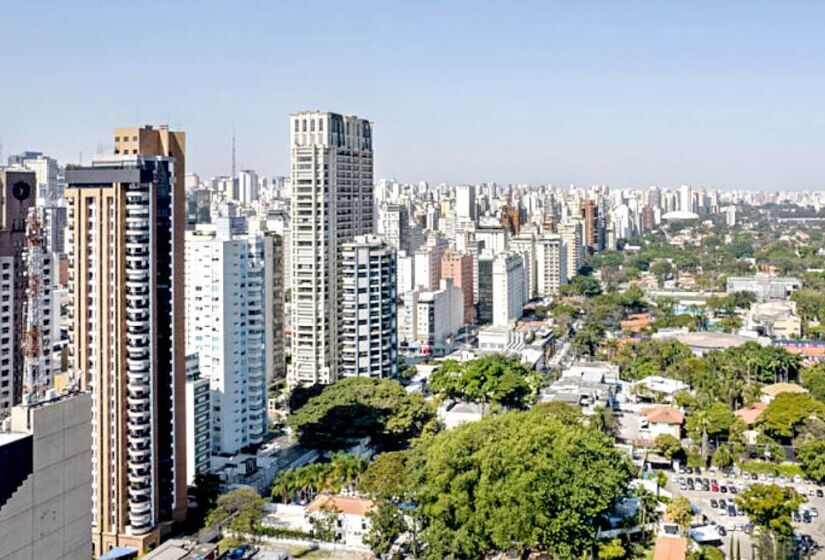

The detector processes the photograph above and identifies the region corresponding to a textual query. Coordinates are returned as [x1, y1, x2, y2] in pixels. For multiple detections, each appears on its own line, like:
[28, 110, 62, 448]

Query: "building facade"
[340, 235, 398, 378]
[184, 219, 270, 453]
[0, 169, 36, 417]
[67, 127, 187, 555]
[289, 111, 373, 386]
[492, 252, 526, 326]
[0, 390, 93, 560]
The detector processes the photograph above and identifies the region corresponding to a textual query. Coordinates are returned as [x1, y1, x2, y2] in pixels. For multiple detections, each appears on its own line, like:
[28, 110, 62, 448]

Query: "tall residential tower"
[288, 112, 373, 386]
[67, 125, 186, 555]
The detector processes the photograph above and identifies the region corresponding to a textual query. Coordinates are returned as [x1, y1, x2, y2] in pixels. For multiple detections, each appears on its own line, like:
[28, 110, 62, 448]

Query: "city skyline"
[3, 2, 825, 189]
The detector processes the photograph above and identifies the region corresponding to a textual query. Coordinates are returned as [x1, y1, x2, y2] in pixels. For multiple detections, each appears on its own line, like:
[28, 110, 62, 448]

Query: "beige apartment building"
[66, 126, 186, 556]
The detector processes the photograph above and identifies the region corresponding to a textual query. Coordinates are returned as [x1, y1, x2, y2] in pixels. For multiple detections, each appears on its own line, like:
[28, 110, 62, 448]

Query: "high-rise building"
[0, 169, 36, 417]
[509, 233, 537, 298]
[340, 235, 397, 378]
[289, 111, 373, 386]
[238, 169, 259, 205]
[535, 235, 566, 296]
[492, 252, 526, 326]
[477, 253, 494, 325]
[376, 204, 409, 253]
[409, 279, 463, 357]
[455, 184, 477, 222]
[440, 250, 475, 324]
[67, 124, 186, 554]
[558, 219, 582, 281]
[184, 354, 211, 486]
[185, 218, 271, 453]
[579, 199, 598, 252]
[679, 184, 693, 213]
[0, 389, 93, 560]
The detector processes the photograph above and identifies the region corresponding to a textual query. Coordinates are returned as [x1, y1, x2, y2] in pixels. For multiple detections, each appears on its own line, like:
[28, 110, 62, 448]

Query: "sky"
[2, 1, 825, 189]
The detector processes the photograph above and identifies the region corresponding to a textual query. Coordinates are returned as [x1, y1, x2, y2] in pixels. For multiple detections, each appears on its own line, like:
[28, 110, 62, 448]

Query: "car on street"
[816, 489, 823, 498]
[711, 499, 719, 509]
[803, 511, 812, 524]
[711, 482, 719, 492]
[810, 507, 819, 517]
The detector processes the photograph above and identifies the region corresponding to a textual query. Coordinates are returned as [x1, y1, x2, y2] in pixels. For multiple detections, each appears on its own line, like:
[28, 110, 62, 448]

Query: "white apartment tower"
[455, 184, 477, 222]
[535, 235, 567, 296]
[492, 252, 526, 326]
[558, 219, 583, 281]
[340, 235, 398, 378]
[289, 111, 374, 386]
[185, 218, 271, 453]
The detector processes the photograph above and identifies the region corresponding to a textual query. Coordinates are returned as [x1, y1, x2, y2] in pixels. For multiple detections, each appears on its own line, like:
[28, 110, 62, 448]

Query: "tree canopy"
[287, 377, 436, 451]
[205, 487, 264, 534]
[736, 484, 805, 540]
[758, 392, 825, 441]
[427, 354, 542, 408]
[404, 405, 633, 558]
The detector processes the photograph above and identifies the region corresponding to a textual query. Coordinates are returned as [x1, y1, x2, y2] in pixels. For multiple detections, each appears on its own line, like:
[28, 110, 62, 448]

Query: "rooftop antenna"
[231, 126, 236, 179]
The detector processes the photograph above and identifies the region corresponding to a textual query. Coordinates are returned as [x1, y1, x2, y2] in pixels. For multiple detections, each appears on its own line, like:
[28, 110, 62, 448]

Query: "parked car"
[810, 507, 819, 517]
[803, 511, 813, 524]
[720, 485, 728, 494]
[719, 499, 727, 510]
[712, 482, 719, 492]
[793, 511, 802, 523]
[728, 505, 736, 517]
[711, 499, 719, 508]
[729, 485, 738, 494]
[816, 489, 823, 498]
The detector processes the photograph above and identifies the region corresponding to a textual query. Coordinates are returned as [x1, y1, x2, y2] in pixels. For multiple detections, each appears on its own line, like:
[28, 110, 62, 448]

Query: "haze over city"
[3, 1, 825, 188]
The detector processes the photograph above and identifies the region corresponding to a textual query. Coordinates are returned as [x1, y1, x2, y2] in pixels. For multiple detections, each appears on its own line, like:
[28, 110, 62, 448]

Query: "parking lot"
[665, 468, 825, 558]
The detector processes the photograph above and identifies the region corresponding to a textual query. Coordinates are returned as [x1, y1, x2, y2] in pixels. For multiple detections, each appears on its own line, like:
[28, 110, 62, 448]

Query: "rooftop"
[641, 406, 684, 425]
[306, 495, 375, 516]
[761, 382, 808, 397]
[653, 536, 687, 560]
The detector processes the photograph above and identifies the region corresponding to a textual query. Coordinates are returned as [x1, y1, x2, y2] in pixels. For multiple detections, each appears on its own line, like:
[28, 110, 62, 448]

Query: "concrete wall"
[0, 392, 93, 560]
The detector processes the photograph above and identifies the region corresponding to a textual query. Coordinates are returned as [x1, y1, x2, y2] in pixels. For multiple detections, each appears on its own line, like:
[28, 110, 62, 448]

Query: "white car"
[727, 523, 737, 532]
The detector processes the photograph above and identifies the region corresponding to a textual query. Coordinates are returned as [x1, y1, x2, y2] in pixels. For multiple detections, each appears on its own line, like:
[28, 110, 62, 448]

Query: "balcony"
[129, 511, 152, 531]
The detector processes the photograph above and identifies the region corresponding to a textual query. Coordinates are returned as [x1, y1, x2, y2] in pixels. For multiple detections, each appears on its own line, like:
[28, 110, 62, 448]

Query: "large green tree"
[287, 378, 435, 451]
[205, 487, 264, 534]
[405, 405, 632, 558]
[758, 392, 825, 441]
[428, 354, 542, 408]
[736, 484, 805, 547]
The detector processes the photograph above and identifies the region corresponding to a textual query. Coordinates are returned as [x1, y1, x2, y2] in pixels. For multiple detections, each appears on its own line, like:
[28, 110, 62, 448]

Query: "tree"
[271, 453, 368, 503]
[357, 451, 408, 501]
[364, 501, 407, 557]
[801, 364, 825, 402]
[287, 378, 436, 451]
[736, 484, 805, 546]
[686, 402, 735, 443]
[428, 354, 542, 408]
[598, 539, 625, 560]
[711, 445, 733, 469]
[569, 274, 603, 297]
[309, 501, 341, 542]
[795, 440, 825, 483]
[666, 496, 694, 534]
[759, 392, 825, 441]
[405, 405, 632, 558]
[655, 434, 683, 460]
[205, 487, 264, 534]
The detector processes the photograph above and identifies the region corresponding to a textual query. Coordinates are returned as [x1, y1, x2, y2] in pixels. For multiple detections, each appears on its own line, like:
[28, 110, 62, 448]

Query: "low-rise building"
[437, 400, 491, 430]
[760, 382, 808, 404]
[726, 273, 801, 301]
[746, 300, 801, 338]
[640, 406, 684, 440]
[539, 362, 620, 414]
[305, 495, 375, 548]
[632, 376, 690, 404]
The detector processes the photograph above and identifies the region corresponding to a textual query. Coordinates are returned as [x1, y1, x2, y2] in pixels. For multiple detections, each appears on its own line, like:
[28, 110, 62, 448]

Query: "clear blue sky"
[2, 1, 825, 189]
